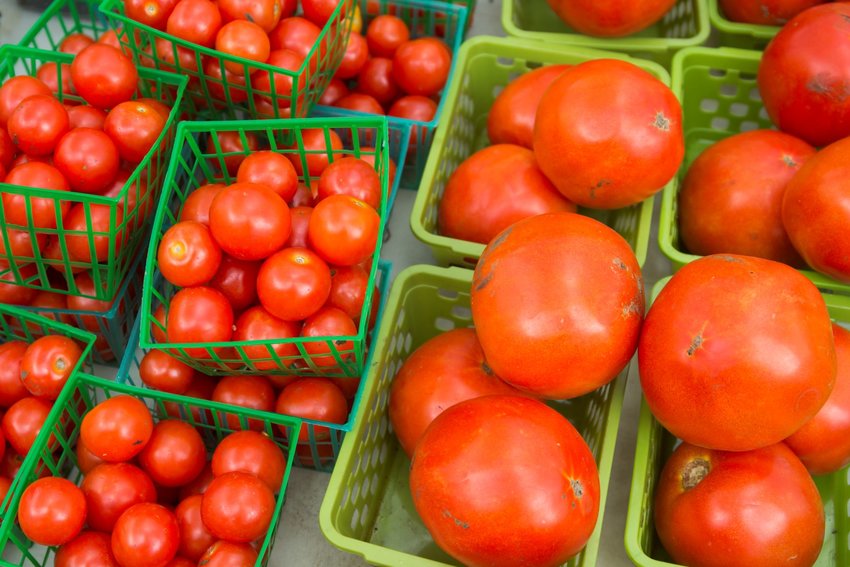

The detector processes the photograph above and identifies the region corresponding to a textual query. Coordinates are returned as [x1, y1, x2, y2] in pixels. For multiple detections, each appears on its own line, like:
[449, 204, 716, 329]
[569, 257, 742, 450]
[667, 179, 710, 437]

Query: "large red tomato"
[679, 130, 815, 266]
[533, 59, 683, 209]
[70, 44, 138, 110]
[782, 135, 850, 282]
[719, 0, 827, 25]
[639, 254, 836, 451]
[200, 472, 275, 543]
[438, 144, 577, 244]
[18, 477, 87, 546]
[757, 4, 850, 147]
[545, 0, 676, 36]
[654, 442, 824, 567]
[55, 530, 118, 567]
[470, 212, 644, 399]
[410, 395, 599, 567]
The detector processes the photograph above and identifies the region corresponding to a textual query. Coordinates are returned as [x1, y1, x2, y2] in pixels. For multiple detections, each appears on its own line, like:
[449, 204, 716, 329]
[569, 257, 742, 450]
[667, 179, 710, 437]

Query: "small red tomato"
[209, 182, 291, 261]
[335, 32, 369, 80]
[218, 0, 281, 32]
[20, 335, 82, 400]
[308, 195, 380, 266]
[80, 395, 153, 462]
[35, 62, 75, 98]
[236, 150, 299, 202]
[275, 377, 348, 441]
[365, 14, 410, 58]
[54, 128, 120, 193]
[7, 94, 70, 157]
[285, 206, 312, 248]
[0, 76, 52, 127]
[178, 183, 225, 225]
[157, 220, 223, 287]
[268, 17, 320, 59]
[138, 419, 207, 487]
[286, 128, 342, 178]
[211, 430, 287, 491]
[300, 306, 358, 367]
[124, 0, 180, 30]
[0, 341, 29, 408]
[59, 33, 95, 55]
[208, 256, 261, 312]
[165, 287, 234, 357]
[392, 38, 452, 97]
[215, 21, 270, 75]
[257, 247, 332, 321]
[197, 541, 258, 566]
[211, 375, 276, 431]
[318, 78, 349, 106]
[3, 162, 70, 229]
[200, 472, 276, 543]
[2, 396, 52, 455]
[327, 264, 377, 324]
[334, 92, 384, 115]
[104, 101, 167, 164]
[357, 57, 400, 106]
[316, 156, 382, 209]
[206, 130, 259, 175]
[81, 462, 157, 532]
[70, 44, 138, 110]
[301, 0, 340, 26]
[153, 38, 199, 73]
[55, 530, 118, 567]
[233, 306, 301, 370]
[62, 203, 125, 263]
[111, 503, 180, 567]
[250, 49, 304, 116]
[139, 350, 196, 394]
[203, 56, 249, 104]
[175, 495, 216, 562]
[18, 477, 87, 546]
[166, 0, 222, 48]
[66, 105, 107, 130]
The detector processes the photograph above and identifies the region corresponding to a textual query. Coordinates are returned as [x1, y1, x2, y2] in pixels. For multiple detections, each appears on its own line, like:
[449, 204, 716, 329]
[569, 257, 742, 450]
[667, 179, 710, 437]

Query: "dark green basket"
[661, 46, 850, 319]
[18, 0, 112, 51]
[98, 0, 355, 121]
[141, 117, 391, 378]
[707, 0, 778, 50]
[0, 45, 187, 302]
[0, 372, 301, 566]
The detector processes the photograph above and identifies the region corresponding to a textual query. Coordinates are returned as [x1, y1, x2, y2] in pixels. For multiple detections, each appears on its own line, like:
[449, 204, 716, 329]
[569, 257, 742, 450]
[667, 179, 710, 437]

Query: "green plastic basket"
[99, 0, 355, 121]
[18, 0, 112, 50]
[707, 0, 778, 50]
[412, 36, 655, 269]
[661, 46, 850, 319]
[625, 277, 850, 567]
[141, 117, 391, 378]
[0, 45, 187, 302]
[0, 372, 301, 566]
[315, 0, 468, 188]
[319, 264, 628, 566]
[502, 0, 710, 68]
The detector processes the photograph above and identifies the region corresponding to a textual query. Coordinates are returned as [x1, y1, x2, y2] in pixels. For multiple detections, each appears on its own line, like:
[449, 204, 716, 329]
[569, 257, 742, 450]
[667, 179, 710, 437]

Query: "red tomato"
[150, 303, 168, 344]
[111, 503, 180, 567]
[104, 101, 167, 164]
[251, 48, 304, 116]
[7, 94, 70, 157]
[233, 306, 301, 370]
[534, 59, 683, 209]
[257, 247, 332, 321]
[18, 477, 87, 546]
[95, 30, 126, 53]
[138, 420, 206, 487]
[316, 156, 381, 209]
[301, 0, 340, 25]
[201, 472, 275, 542]
[166, 287, 234, 357]
[208, 256, 260, 312]
[285, 206, 312, 247]
[197, 541, 258, 566]
[388, 95, 436, 147]
[80, 395, 153, 462]
[335, 32, 369, 80]
[366, 15, 410, 58]
[679, 130, 814, 266]
[356, 57, 399, 106]
[0, 341, 29, 408]
[720, 0, 826, 24]
[153, 38, 199, 74]
[66, 105, 106, 130]
[275, 378, 347, 441]
[166, 0, 222, 48]
[212, 375, 276, 430]
[178, 462, 214, 500]
[289, 182, 316, 207]
[268, 17, 320, 59]
[215, 21, 271, 75]
[178, 183, 225, 225]
[211, 430, 287, 491]
[203, 57, 248, 104]
[639, 254, 836, 451]
[53, 128, 120, 193]
[157, 220, 222, 287]
[236, 150, 298, 202]
[3, 162, 70, 229]
[0, 266, 39, 305]
[80, 462, 157, 532]
[175, 495, 216, 561]
[124, 0, 179, 30]
[279, 0, 297, 18]
[20, 335, 82, 400]
[286, 128, 342, 177]
[55, 530, 118, 567]
[163, 377, 216, 425]
[0, 129, 15, 169]
[547, 0, 675, 36]
[218, 0, 281, 31]
[326, 264, 376, 324]
[209, 182, 291, 261]
[139, 350, 195, 394]
[392, 38, 451, 97]
[782, 135, 850, 282]
[308, 195, 379, 266]
[0, 228, 47, 262]
[62, 203, 125, 263]
[65, 272, 114, 332]
[70, 44, 138, 110]
[206, 130, 259, 175]
[2, 396, 52, 455]
[318, 78, 349, 106]
[356, 147, 396, 191]
[334, 92, 384, 114]
[76, 436, 104, 474]
[655, 442, 824, 567]
[35, 63, 75, 99]
[410, 395, 599, 567]
[0, 76, 52, 127]
[102, 169, 151, 229]
[58, 33, 95, 55]
[300, 307, 357, 367]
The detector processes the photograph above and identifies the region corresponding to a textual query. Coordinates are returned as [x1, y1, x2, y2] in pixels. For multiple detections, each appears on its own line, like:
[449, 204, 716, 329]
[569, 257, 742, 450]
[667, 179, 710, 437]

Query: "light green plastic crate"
[502, 0, 710, 68]
[411, 36, 655, 269]
[707, 0, 778, 50]
[319, 264, 628, 566]
[662, 46, 850, 319]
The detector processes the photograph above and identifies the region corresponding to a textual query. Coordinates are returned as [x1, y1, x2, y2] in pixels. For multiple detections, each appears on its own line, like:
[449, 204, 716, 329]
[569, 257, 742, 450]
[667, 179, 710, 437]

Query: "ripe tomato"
[35, 62, 75, 99]
[233, 306, 301, 370]
[139, 350, 195, 394]
[157, 220, 222, 287]
[300, 307, 357, 367]
[316, 156, 381, 209]
[679, 130, 814, 266]
[236, 150, 299, 202]
[18, 477, 87, 546]
[209, 182, 291, 260]
[111, 503, 180, 567]
[215, 21, 271, 75]
[8, 94, 69, 157]
[0, 76, 52, 127]
[719, 0, 826, 25]
[0, 228, 47, 262]
[534, 59, 683, 209]
[275, 378, 347, 441]
[166, 287, 234, 357]
[166, 0, 222, 48]
[80, 462, 157, 532]
[212, 375, 276, 430]
[65, 272, 114, 331]
[175, 495, 216, 561]
[639, 254, 836, 451]
[318, 77, 349, 106]
[336, 32, 369, 80]
[208, 256, 260, 312]
[410, 395, 599, 567]
[547, 0, 676, 36]
[163, 377, 216, 425]
[0, 341, 29, 408]
[76, 436, 105, 474]
[178, 462, 214, 500]
[53, 127, 119, 193]
[58, 33, 95, 55]
[20, 335, 82, 400]
[308, 195, 379, 266]
[289, 182, 316, 207]
[62, 203, 125, 263]
[104, 101, 167, 164]
[268, 17, 320, 59]
[2, 396, 52, 455]
[786, 323, 850, 474]
[197, 541, 258, 566]
[66, 105, 106, 130]
[487, 64, 571, 149]
[782, 135, 850, 282]
[206, 130, 259, 175]
[334, 92, 384, 114]
[218, 0, 281, 31]
[124, 0, 179, 30]
[201, 471, 275, 542]
[326, 264, 375, 324]
[0, 266, 39, 305]
[80, 395, 153, 462]
[138, 419, 206, 487]
[3, 162, 70, 229]
[70, 44, 138, 110]
[203, 57, 248, 104]
[301, 0, 339, 25]
[55, 530, 117, 567]
[102, 169, 151, 229]
[211, 430, 286, 491]
[0, 129, 14, 169]
[472, 213, 643, 398]
[257, 247, 332, 321]
[356, 57, 400, 106]
[388, 95, 436, 147]
[654, 442, 824, 567]
[286, 128, 342, 177]
[178, 183, 224, 224]
[95, 30, 126, 53]
[366, 15, 410, 58]
[392, 38, 451, 97]
[439, 144, 577, 244]
[285, 206, 312, 247]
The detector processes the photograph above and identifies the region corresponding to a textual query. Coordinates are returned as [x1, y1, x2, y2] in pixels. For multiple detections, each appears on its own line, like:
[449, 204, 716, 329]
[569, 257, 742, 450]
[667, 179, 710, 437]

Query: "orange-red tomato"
[157, 220, 222, 287]
[232, 306, 301, 370]
[308, 195, 379, 267]
[335, 32, 369, 80]
[365, 14, 410, 58]
[208, 182, 291, 261]
[275, 378, 348, 441]
[218, 0, 281, 32]
[268, 17, 320, 59]
[316, 156, 382, 209]
[125, 0, 179, 30]
[257, 247, 331, 321]
[334, 92, 383, 114]
[719, 0, 827, 24]
[166, 0, 222, 48]
[356, 57, 399, 106]
[236, 150, 298, 202]
[285, 128, 342, 177]
[546, 0, 677, 36]
[215, 21, 270, 75]
[178, 183, 225, 225]
[392, 37, 451, 97]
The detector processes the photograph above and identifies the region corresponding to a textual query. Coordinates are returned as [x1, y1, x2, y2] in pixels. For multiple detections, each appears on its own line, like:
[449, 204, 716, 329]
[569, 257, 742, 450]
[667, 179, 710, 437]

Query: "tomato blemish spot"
[570, 479, 584, 498]
[782, 155, 798, 168]
[441, 509, 470, 529]
[589, 179, 611, 200]
[488, 226, 513, 251]
[474, 272, 493, 292]
[622, 300, 641, 319]
[613, 258, 628, 271]
[132, 439, 143, 445]
[653, 112, 671, 132]
[481, 360, 494, 376]
[716, 254, 743, 263]
[682, 458, 710, 490]
[687, 334, 703, 356]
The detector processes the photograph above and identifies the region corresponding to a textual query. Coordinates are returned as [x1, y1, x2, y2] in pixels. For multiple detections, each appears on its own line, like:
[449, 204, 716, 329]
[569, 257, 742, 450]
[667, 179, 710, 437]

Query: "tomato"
[111, 503, 180, 567]
[124, 0, 179, 30]
[0, 341, 29, 408]
[547, 0, 675, 36]
[286, 128, 342, 177]
[65, 105, 105, 130]
[315, 156, 381, 210]
[782, 135, 850, 282]
[356, 57, 399, 106]
[166, 287, 234, 357]
[163, 377, 216, 424]
[70, 44, 138, 110]
[388, 95, 436, 147]
[157, 220, 222, 287]
[59, 33, 95, 55]
[207, 256, 259, 312]
[410, 395, 599, 567]
[257, 247, 332, 321]
[7, 94, 70, 157]
[392, 38, 451, 97]
[80, 462, 157, 532]
[76, 436, 104, 474]
[166, 0, 222, 48]
[18, 477, 86, 546]
[654, 442, 824, 567]
[268, 17, 320, 59]
[139, 350, 194, 394]
[285, 206, 312, 247]
[301, 0, 340, 25]
[3, 162, 70, 229]
[719, 0, 827, 24]
[153, 38, 199, 74]
[233, 306, 301, 370]
[326, 264, 375, 324]
[174, 495, 217, 561]
[102, 169, 151, 230]
[138, 419, 206, 487]
[366, 15, 410, 58]
[20, 335, 81, 400]
[216, 21, 271, 75]
[640, 254, 836, 450]
[487, 64, 571, 149]
[0, 228, 45, 264]
[300, 307, 357, 367]
[212, 375, 275, 430]
[62, 203, 125, 263]
[55, 530, 118, 567]
[253, 48, 304, 115]
[0, 129, 15, 170]
[275, 378, 347, 441]
[318, 77, 349, 106]
[679, 130, 814, 266]
[206, 130, 259, 176]
[2, 396, 52, 455]
[178, 183, 224, 225]
[53, 127, 119, 193]
[0, 76, 52, 127]
[218, 0, 281, 31]
[201, 471, 275, 542]
[209, 182, 291, 261]
[334, 92, 384, 114]
[36, 62, 75, 99]
[308, 195, 379, 266]
[197, 541, 258, 566]
[80, 395, 153, 462]
[758, 4, 850, 147]
[0, 265, 39, 305]
[534, 59, 683, 209]
[104, 101, 166, 164]
[336, 32, 369, 80]
[203, 57, 248, 104]
[236, 150, 298, 202]
[96, 29, 126, 53]
[211, 430, 286, 491]
[65, 272, 114, 331]
[289, 182, 316, 207]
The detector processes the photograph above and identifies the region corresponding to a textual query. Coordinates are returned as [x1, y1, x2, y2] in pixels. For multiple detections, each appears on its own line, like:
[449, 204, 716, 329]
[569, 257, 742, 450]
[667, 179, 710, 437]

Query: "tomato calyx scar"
[681, 458, 710, 490]
[652, 112, 671, 132]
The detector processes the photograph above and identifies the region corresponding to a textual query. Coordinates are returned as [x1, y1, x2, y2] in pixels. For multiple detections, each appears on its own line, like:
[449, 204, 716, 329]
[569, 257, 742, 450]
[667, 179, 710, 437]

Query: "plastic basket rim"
[706, 0, 781, 39]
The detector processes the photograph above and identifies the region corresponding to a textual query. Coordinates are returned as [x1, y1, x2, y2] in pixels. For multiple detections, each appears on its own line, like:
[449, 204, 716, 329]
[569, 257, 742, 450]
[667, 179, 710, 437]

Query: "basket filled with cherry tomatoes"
[99, 0, 356, 121]
[0, 43, 188, 302]
[661, 35, 850, 318]
[502, 0, 709, 68]
[412, 36, 665, 269]
[0, 371, 302, 566]
[313, 0, 468, 186]
[141, 117, 391, 378]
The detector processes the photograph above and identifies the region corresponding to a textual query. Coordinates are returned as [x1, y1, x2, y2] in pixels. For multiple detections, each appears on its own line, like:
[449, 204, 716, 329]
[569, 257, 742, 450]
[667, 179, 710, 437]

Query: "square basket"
[411, 36, 654, 270]
[319, 264, 628, 566]
[661, 46, 850, 319]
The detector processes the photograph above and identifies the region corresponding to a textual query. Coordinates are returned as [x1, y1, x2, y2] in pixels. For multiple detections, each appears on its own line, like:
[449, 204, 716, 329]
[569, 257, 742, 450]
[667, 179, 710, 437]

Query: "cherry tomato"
[55, 530, 117, 567]
[316, 156, 381, 209]
[334, 92, 384, 114]
[81, 462, 157, 532]
[58, 33, 94, 55]
[286, 128, 342, 177]
[0, 341, 29, 408]
[203, 57, 248, 104]
[275, 377, 347, 441]
[138, 419, 206, 487]
[3, 162, 70, 229]
[268, 17, 320, 59]
[285, 206, 312, 247]
[53, 128, 120, 193]
[0, 265, 39, 306]
[211, 430, 286, 493]
[36, 63, 75, 99]
[80, 395, 153, 462]
[111, 503, 180, 567]
[19, 335, 81, 400]
[2, 396, 52, 455]
[66, 105, 106, 130]
[166, 0, 222, 48]
[233, 306, 301, 370]
[178, 183, 225, 225]
[197, 541, 258, 566]
[257, 247, 332, 321]
[166, 287, 234, 357]
[8, 94, 70, 157]
[218, 0, 281, 31]
[153, 38, 199, 73]
[388, 95, 436, 147]
[301, 0, 340, 25]
[236, 150, 298, 202]
[201, 471, 275, 543]
[206, 256, 259, 312]
[0, 76, 52, 127]
[250, 49, 304, 115]
[62, 203, 126, 263]
[392, 38, 451, 97]
[104, 101, 167, 164]
[139, 350, 195, 394]
[124, 0, 179, 30]
[212, 375, 275, 430]
[76, 436, 104, 474]
[318, 78, 349, 106]
[356, 57, 399, 106]
[65, 272, 114, 332]
[71, 44, 138, 110]
[365, 15, 409, 58]
[300, 306, 357, 367]
[175, 494, 216, 561]
[206, 130, 259, 175]
[336, 32, 368, 80]
[308, 195, 379, 266]
[157, 220, 222, 287]
[209, 182, 291, 261]
[215, 21, 270, 75]
[18, 477, 87, 546]
[326, 264, 377, 324]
